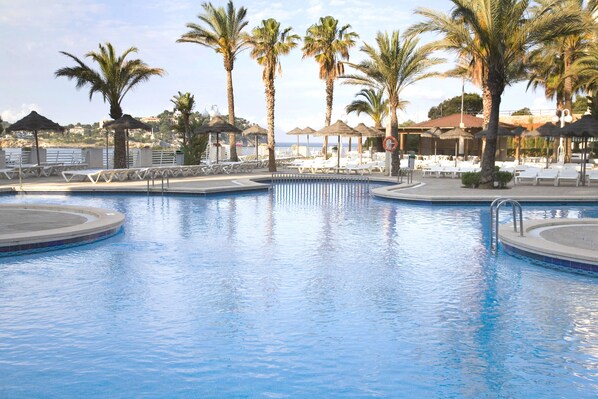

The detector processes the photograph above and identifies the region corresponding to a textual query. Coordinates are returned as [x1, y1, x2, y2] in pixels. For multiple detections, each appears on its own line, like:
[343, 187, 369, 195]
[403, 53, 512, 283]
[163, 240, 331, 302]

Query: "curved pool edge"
[499, 218, 598, 275]
[0, 204, 125, 256]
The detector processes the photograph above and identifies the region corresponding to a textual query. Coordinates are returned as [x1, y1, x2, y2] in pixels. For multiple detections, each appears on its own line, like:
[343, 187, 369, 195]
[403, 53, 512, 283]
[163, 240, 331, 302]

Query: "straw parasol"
[286, 127, 305, 156]
[315, 120, 359, 170]
[302, 127, 316, 156]
[6, 111, 64, 165]
[420, 127, 442, 159]
[195, 116, 242, 163]
[439, 127, 474, 160]
[353, 123, 384, 162]
[242, 124, 267, 158]
[523, 122, 560, 168]
[104, 114, 151, 168]
[560, 115, 598, 184]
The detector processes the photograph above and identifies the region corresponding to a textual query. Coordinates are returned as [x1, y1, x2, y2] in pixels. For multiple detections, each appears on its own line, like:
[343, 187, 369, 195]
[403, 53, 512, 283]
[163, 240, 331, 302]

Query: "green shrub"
[496, 171, 513, 188]
[461, 171, 481, 188]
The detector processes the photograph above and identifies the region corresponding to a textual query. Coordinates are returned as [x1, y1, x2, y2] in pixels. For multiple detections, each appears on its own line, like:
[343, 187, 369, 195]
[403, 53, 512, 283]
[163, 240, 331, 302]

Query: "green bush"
[461, 171, 481, 188]
[496, 171, 513, 188]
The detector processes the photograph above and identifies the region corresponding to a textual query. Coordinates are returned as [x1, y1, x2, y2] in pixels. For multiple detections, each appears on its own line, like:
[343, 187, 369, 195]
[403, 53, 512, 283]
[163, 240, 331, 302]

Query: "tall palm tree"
[171, 91, 195, 147]
[569, 42, 598, 116]
[343, 30, 441, 175]
[178, 0, 248, 161]
[247, 19, 299, 172]
[411, 0, 585, 186]
[55, 42, 164, 168]
[303, 16, 358, 158]
[345, 88, 392, 151]
[527, 0, 597, 160]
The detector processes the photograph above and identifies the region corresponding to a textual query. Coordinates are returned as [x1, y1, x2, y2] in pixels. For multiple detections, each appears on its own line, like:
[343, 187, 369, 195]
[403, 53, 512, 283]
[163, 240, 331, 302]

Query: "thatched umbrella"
[315, 120, 359, 170]
[561, 115, 598, 184]
[524, 122, 560, 168]
[104, 114, 151, 168]
[286, 127, 304, 156]
[353, 123, 384, 163]
[6, 111, 64, 165]
[439, 127, 474, 161]
[475, 125, 527, 164]
[420, 127, 442, 160]
[195, 116, 242, 163]
[302, 127, 316, 156]
[242, 124, 267, 159]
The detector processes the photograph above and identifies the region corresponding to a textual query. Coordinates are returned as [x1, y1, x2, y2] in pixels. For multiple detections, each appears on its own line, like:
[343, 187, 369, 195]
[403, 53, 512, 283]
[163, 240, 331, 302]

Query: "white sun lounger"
[555, 169, 579, 186]
[62, 168, 132, 184]
[535, 168, 559, 185]
[586, 169, 598, 187]
[514, 168, 539, 185]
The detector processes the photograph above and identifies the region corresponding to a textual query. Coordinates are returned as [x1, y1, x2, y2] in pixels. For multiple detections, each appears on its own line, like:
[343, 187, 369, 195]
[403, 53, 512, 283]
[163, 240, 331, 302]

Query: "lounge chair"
[514, 168, 539, 185]
[535, 168, 559, 185]
[555, 168, 579, 186]
[586, 169, 598, 187]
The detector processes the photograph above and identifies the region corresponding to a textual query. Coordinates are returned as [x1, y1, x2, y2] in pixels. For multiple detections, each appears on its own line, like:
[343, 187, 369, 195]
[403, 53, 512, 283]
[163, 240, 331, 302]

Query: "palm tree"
[171, 91, 195, 148]
[411, 0, 585, 186]
[247, 19, 300, 172]
[343, 30, 441, 175]
[527, 0, 597, 160]
[177, 1, 248, 162]
[569, 42, 598, 115]
[303, 16, 358, 158]
[55, 42, 164, 168]
[345, 88, 391, 151]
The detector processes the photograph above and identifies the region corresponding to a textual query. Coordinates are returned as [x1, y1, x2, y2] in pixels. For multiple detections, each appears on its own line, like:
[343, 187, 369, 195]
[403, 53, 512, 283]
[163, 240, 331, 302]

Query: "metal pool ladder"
[490, 198, 524, 252]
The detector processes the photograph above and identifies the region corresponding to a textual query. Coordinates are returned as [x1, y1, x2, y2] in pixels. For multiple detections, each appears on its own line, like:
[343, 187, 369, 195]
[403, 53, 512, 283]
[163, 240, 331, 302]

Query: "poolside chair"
[555, 168, 580, 186]
[534, 168, 559, 185]
[514, 168, 539, 185]
[586, 169, 598, 187]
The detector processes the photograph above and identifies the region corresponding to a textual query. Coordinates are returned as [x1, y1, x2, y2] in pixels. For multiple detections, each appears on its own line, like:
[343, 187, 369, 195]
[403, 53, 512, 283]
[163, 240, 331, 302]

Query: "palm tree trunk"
[374, 122, 384, 152]
[389, 98, 400, 176]
[324, 78, 334, 158]
[109, 104, 126, 169]
[480, 90, 502, 187]
[226, 68, 239, 161]
[563, 54, 573, 162]
[114, 128, 126, 168]
[482, 84, 491, 130]
[266, 79, 277, 172]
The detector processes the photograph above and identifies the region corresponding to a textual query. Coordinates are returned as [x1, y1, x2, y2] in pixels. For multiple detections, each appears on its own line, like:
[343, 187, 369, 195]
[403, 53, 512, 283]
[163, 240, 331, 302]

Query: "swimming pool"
[0, 185, 596, 398]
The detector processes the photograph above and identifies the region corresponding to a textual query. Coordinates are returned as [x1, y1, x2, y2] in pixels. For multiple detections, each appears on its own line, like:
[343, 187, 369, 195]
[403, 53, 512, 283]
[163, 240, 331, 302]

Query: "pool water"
[0, 185, 596, 398]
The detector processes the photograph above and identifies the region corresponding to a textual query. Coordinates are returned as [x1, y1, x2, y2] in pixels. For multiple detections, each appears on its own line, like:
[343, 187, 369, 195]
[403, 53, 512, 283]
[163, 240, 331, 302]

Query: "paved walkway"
[0, 168, 597, 269]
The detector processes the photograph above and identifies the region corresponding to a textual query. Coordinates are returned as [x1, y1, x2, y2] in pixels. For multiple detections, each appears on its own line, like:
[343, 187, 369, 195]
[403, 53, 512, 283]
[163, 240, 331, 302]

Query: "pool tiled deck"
[1, 168, 598, 271]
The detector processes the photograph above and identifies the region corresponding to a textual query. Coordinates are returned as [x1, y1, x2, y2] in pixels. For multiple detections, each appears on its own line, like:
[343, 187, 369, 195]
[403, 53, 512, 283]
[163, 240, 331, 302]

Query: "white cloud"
[1, 104, 40, 123]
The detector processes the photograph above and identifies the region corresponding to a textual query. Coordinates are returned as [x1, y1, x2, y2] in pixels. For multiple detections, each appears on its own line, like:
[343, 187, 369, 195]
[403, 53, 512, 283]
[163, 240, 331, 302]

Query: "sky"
[0, 0, 557, 142]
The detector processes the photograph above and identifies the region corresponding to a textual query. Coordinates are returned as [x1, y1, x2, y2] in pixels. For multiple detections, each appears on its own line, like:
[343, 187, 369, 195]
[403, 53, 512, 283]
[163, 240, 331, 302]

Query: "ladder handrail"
[490, 198, 524, 252]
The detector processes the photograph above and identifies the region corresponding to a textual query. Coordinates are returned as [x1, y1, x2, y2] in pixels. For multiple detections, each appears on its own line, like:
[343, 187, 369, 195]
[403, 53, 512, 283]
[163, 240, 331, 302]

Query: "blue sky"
[0, 0, 555, 142]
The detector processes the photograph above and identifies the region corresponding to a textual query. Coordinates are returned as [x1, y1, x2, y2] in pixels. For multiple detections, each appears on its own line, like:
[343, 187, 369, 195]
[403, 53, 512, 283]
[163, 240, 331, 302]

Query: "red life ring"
[383, 136, 399, 152]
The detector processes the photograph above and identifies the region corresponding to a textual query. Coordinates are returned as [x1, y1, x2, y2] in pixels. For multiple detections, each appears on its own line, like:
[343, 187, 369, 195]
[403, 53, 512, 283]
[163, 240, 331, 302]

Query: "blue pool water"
[0, 185, 596, 398]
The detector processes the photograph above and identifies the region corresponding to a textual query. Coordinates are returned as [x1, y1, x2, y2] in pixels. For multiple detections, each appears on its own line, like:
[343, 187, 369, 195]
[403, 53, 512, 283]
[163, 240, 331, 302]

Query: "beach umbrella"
[421, 127, 442, 159]
[6, 111, 64, 165]
[195, 116, 242, 163]
[242, 124, 267, 159]
[560, 115, 598, 184]
[353, 123, 384, 163]
[439, 127, 474, 161]
[315, 120, 359, 170]
[287, 127, 304, 156]
[475, 125, 527, 164]
[302, 127, 316, 156]
[524, 122, 560, 168]
[104, 114, 151, 168]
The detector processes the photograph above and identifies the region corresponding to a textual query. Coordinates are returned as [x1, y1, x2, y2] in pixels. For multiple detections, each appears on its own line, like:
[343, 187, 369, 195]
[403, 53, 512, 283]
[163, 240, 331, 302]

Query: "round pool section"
[0, 189, 596, 398]
[500, 219, 598, 274]
[0, 204, 124, 256]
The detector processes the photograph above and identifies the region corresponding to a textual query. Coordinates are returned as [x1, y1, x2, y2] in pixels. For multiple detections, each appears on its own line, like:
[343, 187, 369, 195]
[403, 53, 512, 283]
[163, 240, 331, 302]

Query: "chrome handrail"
[490, 198, 524, 252]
